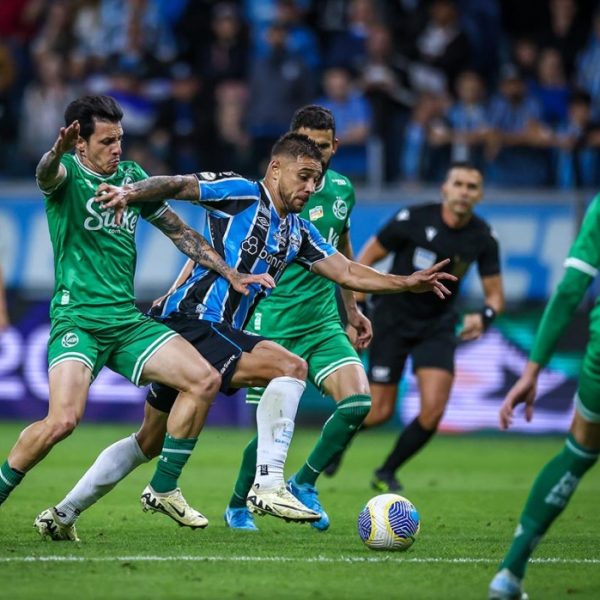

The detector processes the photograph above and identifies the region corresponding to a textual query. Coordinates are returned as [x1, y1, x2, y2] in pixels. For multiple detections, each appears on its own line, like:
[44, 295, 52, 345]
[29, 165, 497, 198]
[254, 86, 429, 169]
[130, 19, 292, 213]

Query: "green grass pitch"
[1, 422, 599, 599]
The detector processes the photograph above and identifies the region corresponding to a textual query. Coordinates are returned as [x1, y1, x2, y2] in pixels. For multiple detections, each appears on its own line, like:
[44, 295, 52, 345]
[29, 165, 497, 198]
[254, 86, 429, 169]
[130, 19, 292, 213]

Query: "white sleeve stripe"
[145, 203, 171, 222]
[564, 257, 598, 277]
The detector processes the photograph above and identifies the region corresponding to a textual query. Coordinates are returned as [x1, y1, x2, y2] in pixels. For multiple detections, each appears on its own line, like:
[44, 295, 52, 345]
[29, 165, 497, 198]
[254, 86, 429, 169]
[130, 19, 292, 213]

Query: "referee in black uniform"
[332, 162, 504, 490]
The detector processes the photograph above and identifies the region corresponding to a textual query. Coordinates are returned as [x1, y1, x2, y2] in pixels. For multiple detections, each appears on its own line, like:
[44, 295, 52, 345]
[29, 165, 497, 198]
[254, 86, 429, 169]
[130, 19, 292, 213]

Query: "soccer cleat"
[371, 469, 403, 493]
[224, 506, 259, 531]
[140, 485, 208, 529]
[246, 483, 321, 523]
[323, 455, 342, 478]
[33, 507, 80, 542]
[287, 475, 330, 531]
[488, 568, 529, 600]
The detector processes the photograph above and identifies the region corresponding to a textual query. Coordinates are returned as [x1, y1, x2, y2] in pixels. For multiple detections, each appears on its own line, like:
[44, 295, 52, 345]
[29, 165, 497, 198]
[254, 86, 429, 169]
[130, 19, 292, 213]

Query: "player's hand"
[53, 120, 80, 155]
[95, 183, 128, 225]
[459, 313, 484, 341]
[227, 271, 276, 296]
[499, 363, 540, 430]
[151, 294, 167, 309]
[346, 309, 373, 350]
[403, 259, 457, 299]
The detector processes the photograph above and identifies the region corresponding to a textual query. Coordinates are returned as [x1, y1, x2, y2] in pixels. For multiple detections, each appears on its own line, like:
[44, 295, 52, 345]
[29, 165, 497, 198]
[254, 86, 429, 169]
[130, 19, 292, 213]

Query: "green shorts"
[245, 322, 363, 404]
[575, 321, 600, 423]
[47, 309, 178, 386]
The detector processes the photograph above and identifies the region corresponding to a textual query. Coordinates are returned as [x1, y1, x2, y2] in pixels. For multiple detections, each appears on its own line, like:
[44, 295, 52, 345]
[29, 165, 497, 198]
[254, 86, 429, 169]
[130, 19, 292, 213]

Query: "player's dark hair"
[290, 105, 336, 137]
[446, 161, 482, 177]
[271, 132, 323, 163]
[64, 95, 124, 141]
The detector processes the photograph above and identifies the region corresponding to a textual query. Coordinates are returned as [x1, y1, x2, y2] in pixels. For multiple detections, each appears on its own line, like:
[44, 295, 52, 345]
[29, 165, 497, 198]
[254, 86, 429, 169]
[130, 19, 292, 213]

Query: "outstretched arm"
[95, 175, 199, 225]
[311, 252, 456, 299]
[152, 209, 275, 297]
[36, 120, 80, 192]
[338, 231, 372, 350]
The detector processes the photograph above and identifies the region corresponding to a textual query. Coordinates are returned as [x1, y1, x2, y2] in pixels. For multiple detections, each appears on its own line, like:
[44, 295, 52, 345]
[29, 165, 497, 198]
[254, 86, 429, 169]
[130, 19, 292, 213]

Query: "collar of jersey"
[74, 154, 120, 181]
[259, 181, 281, 221]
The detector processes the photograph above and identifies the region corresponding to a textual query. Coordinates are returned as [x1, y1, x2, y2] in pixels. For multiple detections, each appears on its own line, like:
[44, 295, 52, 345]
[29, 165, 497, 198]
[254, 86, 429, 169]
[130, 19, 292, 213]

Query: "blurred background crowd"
[2, 0, 600, 188]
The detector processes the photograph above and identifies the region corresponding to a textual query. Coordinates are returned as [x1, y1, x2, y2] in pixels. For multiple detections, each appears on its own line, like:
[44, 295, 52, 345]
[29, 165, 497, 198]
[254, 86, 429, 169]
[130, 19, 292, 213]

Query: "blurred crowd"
[2, 0, 600, 187]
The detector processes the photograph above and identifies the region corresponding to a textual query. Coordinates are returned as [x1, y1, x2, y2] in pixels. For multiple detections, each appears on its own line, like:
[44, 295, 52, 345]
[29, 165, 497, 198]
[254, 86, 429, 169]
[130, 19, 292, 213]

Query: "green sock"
[295, 394, 371, 486]
[501, 433, 598, 578]
[150, 434, 198, 493]
[228, 435, 258, 508]
[0, 460, 25, 505]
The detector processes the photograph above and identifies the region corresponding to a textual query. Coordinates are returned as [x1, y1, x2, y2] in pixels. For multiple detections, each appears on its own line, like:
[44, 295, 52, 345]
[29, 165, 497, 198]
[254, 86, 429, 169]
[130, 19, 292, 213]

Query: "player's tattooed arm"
[36, 120, 80, 192]
[95, 175, 199, 224]
[152, 209, 275, 297]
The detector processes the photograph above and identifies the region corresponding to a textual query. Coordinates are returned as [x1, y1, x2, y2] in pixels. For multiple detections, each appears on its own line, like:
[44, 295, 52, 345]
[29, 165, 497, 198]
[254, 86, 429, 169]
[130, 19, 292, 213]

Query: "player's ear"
[332, 137, 339, 155]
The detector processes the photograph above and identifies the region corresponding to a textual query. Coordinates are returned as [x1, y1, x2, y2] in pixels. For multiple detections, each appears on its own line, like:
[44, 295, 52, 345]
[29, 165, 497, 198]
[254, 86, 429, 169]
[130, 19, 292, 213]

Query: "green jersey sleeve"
[530, 195, 600, 366]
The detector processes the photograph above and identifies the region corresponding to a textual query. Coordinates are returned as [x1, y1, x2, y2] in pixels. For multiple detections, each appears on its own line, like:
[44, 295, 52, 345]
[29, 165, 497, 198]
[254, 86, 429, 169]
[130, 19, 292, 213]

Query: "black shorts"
[147, 317, 266, 414]
[367, 319, 457, 385]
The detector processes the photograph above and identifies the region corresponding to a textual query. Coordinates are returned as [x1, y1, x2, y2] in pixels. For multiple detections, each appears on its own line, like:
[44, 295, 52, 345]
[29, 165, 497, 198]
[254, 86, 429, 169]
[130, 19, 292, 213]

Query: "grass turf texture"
[1, 423, 599, 599]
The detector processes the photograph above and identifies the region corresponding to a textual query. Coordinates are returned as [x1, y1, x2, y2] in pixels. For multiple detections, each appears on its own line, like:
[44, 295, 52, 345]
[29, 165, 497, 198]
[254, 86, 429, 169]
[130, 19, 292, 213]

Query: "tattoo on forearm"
[126, 175, 195, 203]
[36, 148, 62, 187]
[176, 228, 232, 279]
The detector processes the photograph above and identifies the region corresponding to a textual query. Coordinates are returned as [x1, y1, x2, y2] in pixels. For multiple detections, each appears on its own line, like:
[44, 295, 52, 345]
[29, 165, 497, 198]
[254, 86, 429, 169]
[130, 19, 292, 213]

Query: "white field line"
[0, 555, 599, 565]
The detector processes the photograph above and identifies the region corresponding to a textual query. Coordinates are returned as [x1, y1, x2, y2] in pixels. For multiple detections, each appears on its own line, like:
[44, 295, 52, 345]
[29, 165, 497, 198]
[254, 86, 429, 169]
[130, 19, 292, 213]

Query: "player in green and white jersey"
[0, 95, 268, 532]
[225, 105, 373, 531]
[489, 195, 600, 599]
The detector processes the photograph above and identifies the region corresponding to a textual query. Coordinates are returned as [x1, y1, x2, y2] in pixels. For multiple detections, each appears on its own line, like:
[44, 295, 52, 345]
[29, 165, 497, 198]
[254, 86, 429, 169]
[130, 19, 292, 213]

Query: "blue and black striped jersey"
[157, 172, 336, 329]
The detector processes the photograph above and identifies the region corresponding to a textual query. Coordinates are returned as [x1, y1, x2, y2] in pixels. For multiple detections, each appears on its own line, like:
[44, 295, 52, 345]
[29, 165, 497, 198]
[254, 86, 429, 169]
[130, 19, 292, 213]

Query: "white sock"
[254, 376, 305, 490]
[55, 433, 149, 525]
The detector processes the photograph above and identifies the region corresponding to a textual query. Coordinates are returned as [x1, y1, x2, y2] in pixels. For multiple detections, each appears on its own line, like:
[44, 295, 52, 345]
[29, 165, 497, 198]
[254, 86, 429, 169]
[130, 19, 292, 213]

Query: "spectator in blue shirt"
[530, 47, 570, 127]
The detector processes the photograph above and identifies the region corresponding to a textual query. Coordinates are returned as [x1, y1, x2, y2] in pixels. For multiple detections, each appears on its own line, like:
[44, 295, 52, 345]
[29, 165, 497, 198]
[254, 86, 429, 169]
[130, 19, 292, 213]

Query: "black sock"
[378, 417, 436, 474]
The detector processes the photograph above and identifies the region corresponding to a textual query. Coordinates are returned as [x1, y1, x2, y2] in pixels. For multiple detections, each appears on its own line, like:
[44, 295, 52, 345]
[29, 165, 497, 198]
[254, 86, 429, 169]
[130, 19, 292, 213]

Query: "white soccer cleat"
[488, 568, 528, 600]
[33, 507, 80, 542]
[246, 483, 321, 523]
[140, 485, 208, 529]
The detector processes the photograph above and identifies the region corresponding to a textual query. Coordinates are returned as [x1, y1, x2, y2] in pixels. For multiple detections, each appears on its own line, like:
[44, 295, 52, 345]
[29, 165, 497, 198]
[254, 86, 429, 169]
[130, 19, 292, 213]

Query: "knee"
[186, 367, 221, 404]
[45, 414, 80, 444]
[278, 354, 307, 381]
[419, 403, 446, 430]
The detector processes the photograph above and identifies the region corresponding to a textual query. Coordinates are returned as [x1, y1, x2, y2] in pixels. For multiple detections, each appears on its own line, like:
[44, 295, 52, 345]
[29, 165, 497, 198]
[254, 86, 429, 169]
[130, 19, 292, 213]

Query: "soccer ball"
[357, 494, 420, 551]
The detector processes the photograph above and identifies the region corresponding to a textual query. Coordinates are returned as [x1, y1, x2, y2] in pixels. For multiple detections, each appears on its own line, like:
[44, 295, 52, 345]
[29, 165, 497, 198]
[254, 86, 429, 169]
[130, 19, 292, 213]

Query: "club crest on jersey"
[309, 206, 324, 221]
[425, 226, 438, 242]
[289, 232, 301, 252]
[332, 198, 347, 220]
[413, 247, 436, 270]
[61, 332, 79, 348]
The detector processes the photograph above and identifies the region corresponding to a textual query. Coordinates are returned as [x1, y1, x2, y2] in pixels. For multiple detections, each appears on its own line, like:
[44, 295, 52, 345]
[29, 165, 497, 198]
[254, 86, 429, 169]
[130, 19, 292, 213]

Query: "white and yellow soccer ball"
[357, 493, 420, 551]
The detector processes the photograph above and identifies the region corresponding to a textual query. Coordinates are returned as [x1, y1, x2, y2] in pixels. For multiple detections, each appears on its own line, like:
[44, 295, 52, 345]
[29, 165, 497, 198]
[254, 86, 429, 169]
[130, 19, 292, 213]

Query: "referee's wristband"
[480, 305, 497, 330]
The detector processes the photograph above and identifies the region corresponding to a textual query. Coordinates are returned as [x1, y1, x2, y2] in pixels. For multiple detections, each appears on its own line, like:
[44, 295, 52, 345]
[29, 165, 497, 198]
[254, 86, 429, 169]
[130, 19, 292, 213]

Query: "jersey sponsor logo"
[242, 235, 287, 270]
[84, 198, 138, 234]
[331, 178, 347, 185]
[332, 198, 348, 220]
[371, 365, 391, 383]
[396, 209, 410, 221]
[195, 303, 207, 315]
[425, 226, 438, 242]
[413, 247, 437, 270]
[61, 332, 79, 348]
[309, 206, 324, 221]
[253, 312, 262, 331]
[242, 236, 259, 255]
